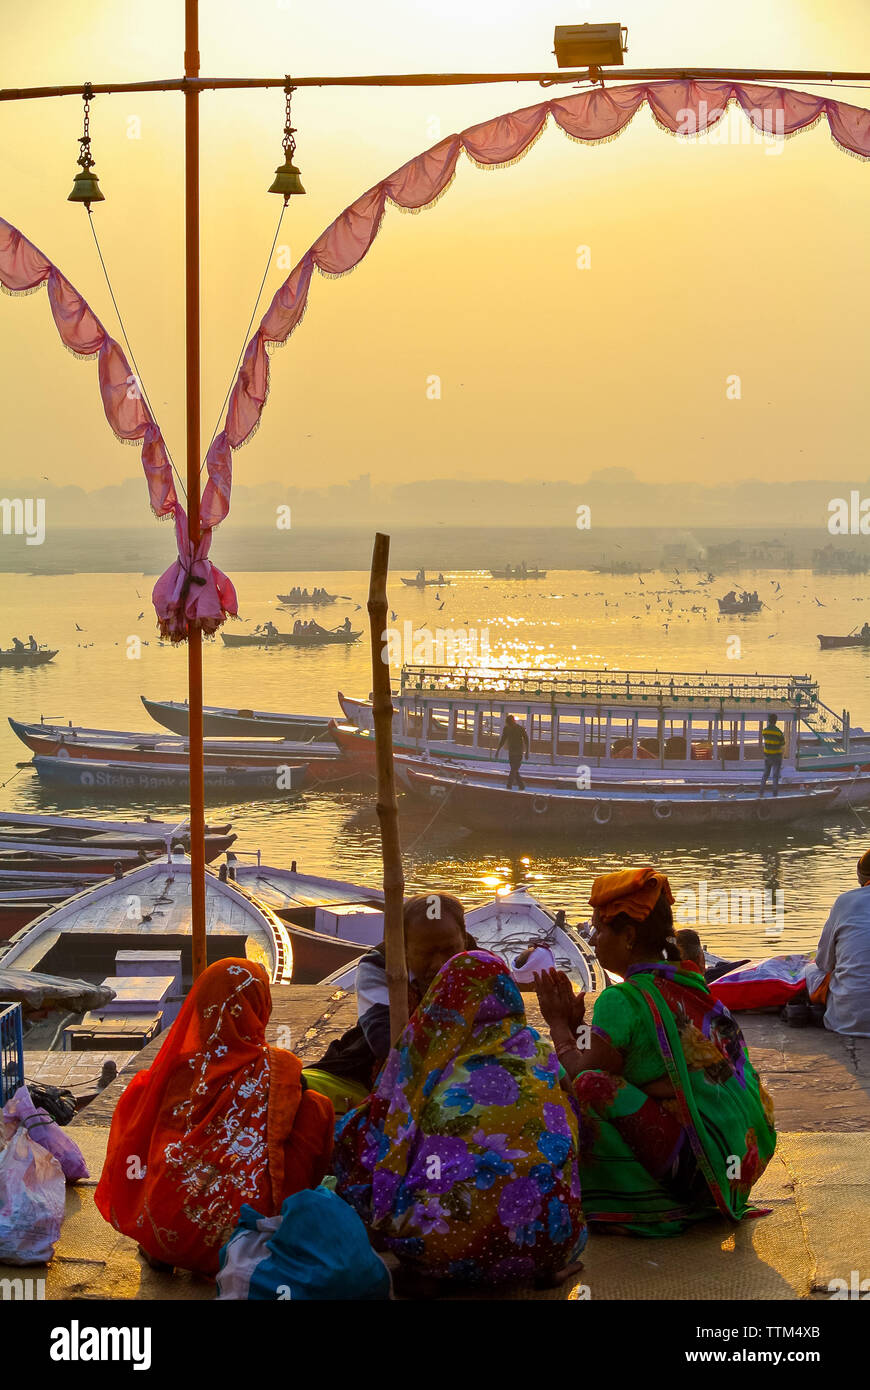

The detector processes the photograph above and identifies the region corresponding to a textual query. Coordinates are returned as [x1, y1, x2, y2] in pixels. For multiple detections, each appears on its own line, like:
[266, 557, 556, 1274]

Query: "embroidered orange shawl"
[95, 958, 319, 1273]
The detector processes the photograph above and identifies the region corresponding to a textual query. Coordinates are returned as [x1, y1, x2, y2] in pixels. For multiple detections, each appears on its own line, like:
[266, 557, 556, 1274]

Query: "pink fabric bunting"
[1, 80, 868, 639]
[0, 217, 236, 641]
[211, 79, 870, 466]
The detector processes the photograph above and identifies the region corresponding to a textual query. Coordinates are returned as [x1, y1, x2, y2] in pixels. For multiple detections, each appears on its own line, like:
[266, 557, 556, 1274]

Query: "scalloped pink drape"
[2, 80, 868, 637]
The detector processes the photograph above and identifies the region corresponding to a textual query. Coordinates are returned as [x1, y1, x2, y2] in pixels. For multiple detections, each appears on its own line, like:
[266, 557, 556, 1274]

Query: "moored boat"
[318, 887, 599, 994]
[328, 718, 870, 806]
[0, 888, 77, 941]
[31, 754, 309, 797]
[141, 697, 335, 741]
[337, 665, 870, 794]
[0, 809, 233, 842]
[0, 852, 293, 985]
[9, 718, 345, 784]
[406, 768, 841, 834]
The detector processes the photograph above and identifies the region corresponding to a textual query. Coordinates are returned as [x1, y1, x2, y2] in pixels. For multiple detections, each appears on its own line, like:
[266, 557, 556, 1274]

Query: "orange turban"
[589, 867, 675, 924]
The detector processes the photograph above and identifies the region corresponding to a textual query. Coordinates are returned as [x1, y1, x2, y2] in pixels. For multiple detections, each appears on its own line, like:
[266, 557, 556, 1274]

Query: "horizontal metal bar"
[2, 67, 870, 103]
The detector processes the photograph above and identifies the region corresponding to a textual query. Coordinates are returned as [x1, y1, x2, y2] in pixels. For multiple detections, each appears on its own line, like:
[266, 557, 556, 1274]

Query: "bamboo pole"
[367, 532, 408, 1044]
[184, 0, 207, 982]
[3, 67, 870, 102]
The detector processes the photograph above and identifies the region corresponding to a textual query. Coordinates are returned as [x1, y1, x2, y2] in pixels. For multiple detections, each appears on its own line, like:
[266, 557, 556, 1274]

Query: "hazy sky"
[2, 0, 869, 511]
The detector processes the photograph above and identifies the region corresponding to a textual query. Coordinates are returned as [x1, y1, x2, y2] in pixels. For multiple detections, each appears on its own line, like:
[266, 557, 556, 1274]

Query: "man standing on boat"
[760, 714, 785, 797]
[498, 713, 529, 790]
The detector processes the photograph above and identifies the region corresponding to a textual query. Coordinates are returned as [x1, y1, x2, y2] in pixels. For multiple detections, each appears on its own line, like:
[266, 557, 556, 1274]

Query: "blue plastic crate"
[0, 1002, 24, 1105]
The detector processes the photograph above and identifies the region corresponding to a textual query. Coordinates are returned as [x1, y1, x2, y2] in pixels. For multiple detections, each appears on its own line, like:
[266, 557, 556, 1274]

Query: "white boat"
[336, 664, 870, 802]
[0, 852, 293, 985]
[315, 887, 601, 994]
[330, 720, 870, 807]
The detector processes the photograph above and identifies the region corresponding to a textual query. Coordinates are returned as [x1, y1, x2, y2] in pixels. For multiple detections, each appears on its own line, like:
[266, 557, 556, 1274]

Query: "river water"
[4, 564, 870, 961]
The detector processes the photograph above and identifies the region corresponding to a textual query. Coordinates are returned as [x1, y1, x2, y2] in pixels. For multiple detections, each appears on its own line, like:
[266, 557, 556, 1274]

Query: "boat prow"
[0, 854, 293, 985]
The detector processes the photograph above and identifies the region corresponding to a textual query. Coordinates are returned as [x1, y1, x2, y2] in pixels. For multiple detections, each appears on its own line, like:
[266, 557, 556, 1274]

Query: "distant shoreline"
[1, 523, 867, 575]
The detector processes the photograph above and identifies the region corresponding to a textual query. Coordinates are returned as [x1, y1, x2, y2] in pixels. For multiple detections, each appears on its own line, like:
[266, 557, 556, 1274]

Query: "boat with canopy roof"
[336, 665, 870, 798]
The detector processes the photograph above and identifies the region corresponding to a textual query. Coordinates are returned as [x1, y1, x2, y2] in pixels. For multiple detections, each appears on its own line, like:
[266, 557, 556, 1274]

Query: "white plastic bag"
[0, 1119, 66, 1264]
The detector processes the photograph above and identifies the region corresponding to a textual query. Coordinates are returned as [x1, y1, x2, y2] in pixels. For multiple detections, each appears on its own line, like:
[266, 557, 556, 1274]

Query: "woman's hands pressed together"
[534, 968, 584, 1037]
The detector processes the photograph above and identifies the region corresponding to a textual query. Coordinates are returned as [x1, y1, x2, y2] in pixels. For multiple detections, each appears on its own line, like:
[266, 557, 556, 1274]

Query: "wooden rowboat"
[220, 627, 361, 648]
[9, 718, 344, 782]
[0, 809, 233, 838]
[318, 887, 600, 994]
[31, 754, 309, 797]
[141, 697, 334, 741]
[0, 647, 57, 669]
[0, 854, 293, 986]
[406, 768, 842, 834]
[818, 633, 870, 650]
[276, 591, 337, 606]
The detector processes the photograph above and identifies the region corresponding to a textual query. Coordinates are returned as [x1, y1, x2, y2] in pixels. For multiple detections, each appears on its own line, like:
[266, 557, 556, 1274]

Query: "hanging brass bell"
[68, 166, 105, 206]
[268, 156, 305, 198]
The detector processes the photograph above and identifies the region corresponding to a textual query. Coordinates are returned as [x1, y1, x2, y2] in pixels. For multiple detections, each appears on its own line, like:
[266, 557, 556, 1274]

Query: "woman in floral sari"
[535, 867, 776, 1237]
[332, 950, 587, 1287]
[95, 958, 334, 1275]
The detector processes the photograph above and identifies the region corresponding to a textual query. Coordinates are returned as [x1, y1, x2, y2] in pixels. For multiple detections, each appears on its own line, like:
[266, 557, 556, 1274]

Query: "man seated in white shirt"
[813, 850, 870, 1037]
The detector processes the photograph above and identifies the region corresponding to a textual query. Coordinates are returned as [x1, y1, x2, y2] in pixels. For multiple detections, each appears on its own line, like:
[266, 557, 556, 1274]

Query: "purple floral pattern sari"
[333, 950, 587, 1285]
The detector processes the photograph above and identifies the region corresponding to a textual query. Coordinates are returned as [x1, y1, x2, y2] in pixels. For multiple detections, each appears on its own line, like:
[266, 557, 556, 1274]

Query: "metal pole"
[3, 67, 870, 102]
[185, 0, 207, 982]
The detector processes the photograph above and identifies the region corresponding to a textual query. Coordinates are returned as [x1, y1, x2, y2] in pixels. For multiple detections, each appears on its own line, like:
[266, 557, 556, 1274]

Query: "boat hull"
[10, 719, 341, 784]
[141, 697, 334, 741]
[220, 629, 360, 648]
[331, 719, 870, 807]
[276, 593, 336, 606]
[0, 648, 58, 669]
[818, 634, 870, 650]
[0, 858, 293, 985]
[32, 755, 308, 797]
[406, 770, 842, 834]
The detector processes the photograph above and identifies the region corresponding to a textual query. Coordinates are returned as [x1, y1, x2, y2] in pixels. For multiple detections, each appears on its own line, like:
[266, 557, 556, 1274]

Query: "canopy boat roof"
[399, 665, 821, 716]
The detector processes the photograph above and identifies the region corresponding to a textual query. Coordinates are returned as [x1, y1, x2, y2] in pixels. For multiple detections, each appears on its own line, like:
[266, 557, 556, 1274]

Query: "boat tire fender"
[593, 802, 612, 825]
[532, 796, 549, 815]
[654, 801, 673, 820]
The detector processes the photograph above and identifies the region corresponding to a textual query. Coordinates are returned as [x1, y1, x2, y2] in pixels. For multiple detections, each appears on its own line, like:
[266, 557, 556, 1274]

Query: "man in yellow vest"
[760, 715, 785, 797]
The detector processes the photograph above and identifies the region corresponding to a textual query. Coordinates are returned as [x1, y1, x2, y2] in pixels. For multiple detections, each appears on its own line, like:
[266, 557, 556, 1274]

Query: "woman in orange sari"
[95, 958, 334, 1275]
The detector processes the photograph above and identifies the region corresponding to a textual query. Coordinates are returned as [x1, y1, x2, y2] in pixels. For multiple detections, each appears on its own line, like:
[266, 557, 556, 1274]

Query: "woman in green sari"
[535, 867, 776, 1237]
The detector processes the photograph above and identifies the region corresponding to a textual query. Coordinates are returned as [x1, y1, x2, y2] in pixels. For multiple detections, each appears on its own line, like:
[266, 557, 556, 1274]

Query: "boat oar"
[367, 532, 408, 1044]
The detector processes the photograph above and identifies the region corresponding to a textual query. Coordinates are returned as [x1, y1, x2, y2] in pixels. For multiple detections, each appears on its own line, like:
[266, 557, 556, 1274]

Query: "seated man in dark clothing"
[305, 893, 474, 1112]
